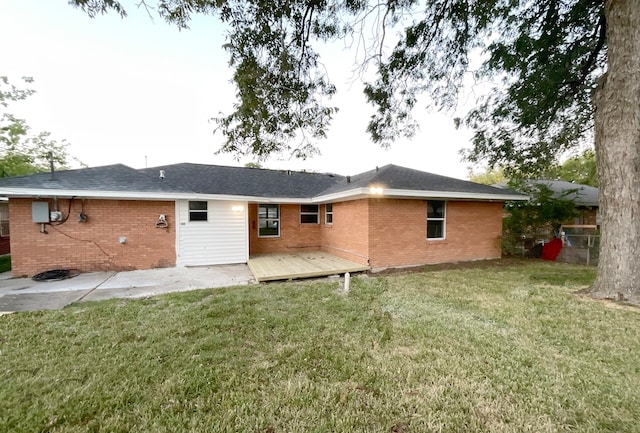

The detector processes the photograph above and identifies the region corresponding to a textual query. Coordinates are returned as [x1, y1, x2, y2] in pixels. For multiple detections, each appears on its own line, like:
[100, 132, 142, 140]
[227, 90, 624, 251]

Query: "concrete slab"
[0, 290, 93, 312]
[0, 272, 116, 296]
[0, 264, 256, 312]
[81, 264, 255, 302]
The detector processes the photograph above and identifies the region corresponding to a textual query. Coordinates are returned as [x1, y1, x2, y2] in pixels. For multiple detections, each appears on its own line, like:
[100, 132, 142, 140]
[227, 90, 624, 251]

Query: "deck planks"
[248, 252, 369, 282]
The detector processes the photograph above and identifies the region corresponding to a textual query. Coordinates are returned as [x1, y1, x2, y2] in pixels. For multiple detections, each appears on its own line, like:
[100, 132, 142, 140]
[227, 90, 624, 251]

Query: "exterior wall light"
[232, 205, 244, 212]
[369, 186, 384, 195]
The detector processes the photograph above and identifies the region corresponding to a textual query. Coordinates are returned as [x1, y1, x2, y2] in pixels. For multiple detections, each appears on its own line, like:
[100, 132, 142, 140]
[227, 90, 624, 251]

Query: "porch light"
[232, 205, 244, 212]
[369, 186, 384, 195]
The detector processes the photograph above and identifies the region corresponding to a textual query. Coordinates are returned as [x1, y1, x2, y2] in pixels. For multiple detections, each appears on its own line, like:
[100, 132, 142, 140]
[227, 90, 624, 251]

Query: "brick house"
[0, 163, 525, 277]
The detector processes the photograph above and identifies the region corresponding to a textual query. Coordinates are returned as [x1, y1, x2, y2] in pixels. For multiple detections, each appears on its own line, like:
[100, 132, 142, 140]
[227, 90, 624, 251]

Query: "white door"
[175, 200, 248, 266]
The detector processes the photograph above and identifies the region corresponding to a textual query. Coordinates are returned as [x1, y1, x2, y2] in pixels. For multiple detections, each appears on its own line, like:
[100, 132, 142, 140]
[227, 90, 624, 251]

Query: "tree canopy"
[0, 76, 79, 177]
[69, 0, 605, 175]
[545, 149, 597, 187]
[471, 149, 597, 186]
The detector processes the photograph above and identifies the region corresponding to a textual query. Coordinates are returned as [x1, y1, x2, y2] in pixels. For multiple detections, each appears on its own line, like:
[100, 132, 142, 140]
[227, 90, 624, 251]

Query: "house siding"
[175, 200, 248, 266]
[367, 199, 503, 269]
[9, 198, 176, 277]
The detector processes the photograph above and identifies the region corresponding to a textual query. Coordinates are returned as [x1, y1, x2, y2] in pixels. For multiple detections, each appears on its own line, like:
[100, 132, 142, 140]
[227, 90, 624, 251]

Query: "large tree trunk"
[590, 0, 640, 303]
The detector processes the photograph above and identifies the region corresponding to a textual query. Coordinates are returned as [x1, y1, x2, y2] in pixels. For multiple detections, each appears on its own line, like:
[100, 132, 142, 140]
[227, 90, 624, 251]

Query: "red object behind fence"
[541, 237, 563, 261]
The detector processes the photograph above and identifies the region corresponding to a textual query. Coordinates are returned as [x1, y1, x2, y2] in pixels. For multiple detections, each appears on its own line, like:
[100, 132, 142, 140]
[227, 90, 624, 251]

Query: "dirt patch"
[572, 289, 640, 312]
[371, 257, 535, 277]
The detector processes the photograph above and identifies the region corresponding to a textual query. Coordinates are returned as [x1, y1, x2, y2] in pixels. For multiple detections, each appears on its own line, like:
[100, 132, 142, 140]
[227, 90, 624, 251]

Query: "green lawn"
[1, 260, 639, 432]
[0, 254, 10, 273]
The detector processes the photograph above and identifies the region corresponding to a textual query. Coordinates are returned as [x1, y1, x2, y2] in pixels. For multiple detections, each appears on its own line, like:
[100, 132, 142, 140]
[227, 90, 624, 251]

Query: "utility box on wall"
[32, 202, 50, 223]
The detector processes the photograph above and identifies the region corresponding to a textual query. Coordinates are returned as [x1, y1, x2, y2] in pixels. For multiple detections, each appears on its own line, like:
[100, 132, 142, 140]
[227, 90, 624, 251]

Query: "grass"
[0, 254, 10, 273]
[1, 260, 639, 432]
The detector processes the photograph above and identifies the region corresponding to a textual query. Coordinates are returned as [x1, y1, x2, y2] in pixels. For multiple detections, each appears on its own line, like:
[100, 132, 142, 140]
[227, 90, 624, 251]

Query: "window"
[427, 200, 446, 239]
[188, 201, 208, 221]
[0, 204, 8, 237]
[259, 204, 280, 237]
[300, 204, 319, 224]
[325, 203, 333, 224]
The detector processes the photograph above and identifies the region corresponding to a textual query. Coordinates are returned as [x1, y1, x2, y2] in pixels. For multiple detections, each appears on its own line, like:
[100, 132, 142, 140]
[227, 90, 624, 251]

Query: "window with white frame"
[300, 204, 319, 224]
[427, 200, 446, 239]
[325, 203, 333, 224]
[259, 204, 280, 237]
[188, 201, 208, 221]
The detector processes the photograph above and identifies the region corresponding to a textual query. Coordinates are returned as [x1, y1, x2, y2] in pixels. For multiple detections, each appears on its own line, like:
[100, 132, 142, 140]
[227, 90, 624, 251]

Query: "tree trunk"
[590, 0, 640, 303]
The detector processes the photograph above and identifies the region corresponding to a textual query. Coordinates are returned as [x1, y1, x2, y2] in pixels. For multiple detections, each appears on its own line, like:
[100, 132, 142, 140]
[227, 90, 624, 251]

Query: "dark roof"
[0, 164, 187, 193]
[139, 163, 343, 198]
[533, 180, 599, 207]
[320, 164, 518, 197]
[0, 162, 525, 201]
[494, 179, 599, 207]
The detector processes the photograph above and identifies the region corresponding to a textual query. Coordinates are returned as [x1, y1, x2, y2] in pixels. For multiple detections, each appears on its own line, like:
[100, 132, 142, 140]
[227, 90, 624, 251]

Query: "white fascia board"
[382, 188, 529, 201]
[0, 188, 258, 202]
[312, 188, 371, 203]
[312, 188, 528, 203]
[0, 187, 318, 204]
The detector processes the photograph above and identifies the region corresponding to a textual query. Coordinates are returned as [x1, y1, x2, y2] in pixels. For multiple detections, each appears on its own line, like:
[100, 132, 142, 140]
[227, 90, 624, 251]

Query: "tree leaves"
[68, 0, 606, 174]
[0, 77, 79, 177]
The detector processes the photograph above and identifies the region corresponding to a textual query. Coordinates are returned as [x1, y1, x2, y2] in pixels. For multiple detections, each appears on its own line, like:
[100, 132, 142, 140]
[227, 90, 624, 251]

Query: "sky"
[1, 0, 477, 180]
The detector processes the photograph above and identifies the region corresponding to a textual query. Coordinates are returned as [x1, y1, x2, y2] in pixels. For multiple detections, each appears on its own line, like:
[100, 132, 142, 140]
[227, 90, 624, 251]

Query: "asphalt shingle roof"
[0, 164, 187, 193]
[139, 163, 344, 198]
[320, 164, 518, 197]
[532, 180, 599, 207]
[494, 179, 599, 207]
[0, 163, 525, 200]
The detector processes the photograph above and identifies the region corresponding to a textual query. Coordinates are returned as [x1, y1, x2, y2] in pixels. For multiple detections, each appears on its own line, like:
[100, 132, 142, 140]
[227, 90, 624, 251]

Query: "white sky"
[1, 0, 476, 180]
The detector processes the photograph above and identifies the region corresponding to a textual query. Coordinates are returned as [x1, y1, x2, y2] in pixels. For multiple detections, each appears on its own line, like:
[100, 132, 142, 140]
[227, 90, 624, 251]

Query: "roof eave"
[0, 188, 257, 202]
[313, 188, 529, 203]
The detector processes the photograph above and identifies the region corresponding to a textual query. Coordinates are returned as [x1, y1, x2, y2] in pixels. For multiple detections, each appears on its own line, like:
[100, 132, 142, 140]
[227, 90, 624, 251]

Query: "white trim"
[174, 201, 181, 265]
[325, 203, 333, 225]
[0, 187, 528, 203]
[427, 200, 446, 240]
[313, 188, 528, 203]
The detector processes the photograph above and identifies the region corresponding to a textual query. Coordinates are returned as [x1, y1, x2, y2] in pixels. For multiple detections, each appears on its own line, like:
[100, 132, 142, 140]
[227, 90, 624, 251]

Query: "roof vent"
[376, 166, 379, 172]
[347, 176, 351, 183]
[159, 170, 165, 180]
[287, 170, 292, 176]
[48, 151, 57, 181]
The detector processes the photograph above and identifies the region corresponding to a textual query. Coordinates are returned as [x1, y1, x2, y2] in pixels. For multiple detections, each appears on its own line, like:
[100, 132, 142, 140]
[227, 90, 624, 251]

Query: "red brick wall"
[9, 198, 175, 277]
[574, 208, 599, 225]
[320, 200, 370, 265]
[249, 203, 322, 254]
[248, 199, 503, 269]
[367, 199, 503, 269]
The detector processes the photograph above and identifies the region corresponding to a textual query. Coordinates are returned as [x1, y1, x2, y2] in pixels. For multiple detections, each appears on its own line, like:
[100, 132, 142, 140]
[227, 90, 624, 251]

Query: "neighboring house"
[532, 180, 599, 225]
[0, 163, 525, 277]
[0, 199, 9, 255]
[494, 179, 600, 263]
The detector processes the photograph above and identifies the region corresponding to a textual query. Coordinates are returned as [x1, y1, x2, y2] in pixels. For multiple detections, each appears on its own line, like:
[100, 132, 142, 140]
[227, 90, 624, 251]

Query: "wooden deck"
[248, 252, 370, 282]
